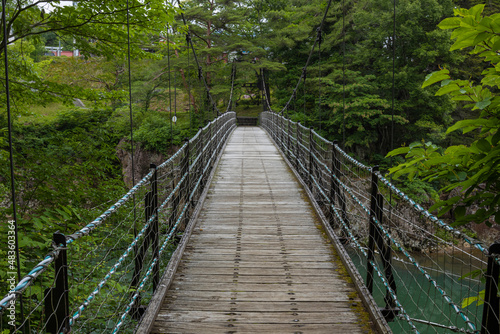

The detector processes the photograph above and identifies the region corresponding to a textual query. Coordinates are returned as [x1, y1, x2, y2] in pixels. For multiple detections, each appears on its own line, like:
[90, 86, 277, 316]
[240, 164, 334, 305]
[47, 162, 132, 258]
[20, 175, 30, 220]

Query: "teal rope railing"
[0, 112, 237, 333]
[260, 111, 491, 334]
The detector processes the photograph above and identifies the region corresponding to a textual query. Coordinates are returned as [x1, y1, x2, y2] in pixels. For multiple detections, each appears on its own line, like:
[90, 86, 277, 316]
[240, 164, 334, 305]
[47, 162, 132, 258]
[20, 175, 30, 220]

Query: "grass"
[17, 102, 67, 124]
[233, 104, 262, 117]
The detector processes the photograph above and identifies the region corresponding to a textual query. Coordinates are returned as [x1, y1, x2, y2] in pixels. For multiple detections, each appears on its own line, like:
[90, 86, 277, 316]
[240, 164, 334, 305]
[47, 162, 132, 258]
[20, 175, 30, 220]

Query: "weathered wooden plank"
[173, 267, 338, 276]
[184, 242, 331, 249]
[155, 310, 360, 323]
[182, 255, 335, 263]
[151, 322, 368, 334]
[188, 234, 323, 240]
[164, 290, 358, 302]
[172, 274, 342, 284]
[184, 248, 332, 255]
[178, 260, 336, 269]
[169, 282, 352, 293]
[159, 300, 359, 312]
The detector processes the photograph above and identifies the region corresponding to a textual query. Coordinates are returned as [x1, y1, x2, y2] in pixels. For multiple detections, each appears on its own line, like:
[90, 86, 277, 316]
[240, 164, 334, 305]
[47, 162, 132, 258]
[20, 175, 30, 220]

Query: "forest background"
[1, 0, 499, 295]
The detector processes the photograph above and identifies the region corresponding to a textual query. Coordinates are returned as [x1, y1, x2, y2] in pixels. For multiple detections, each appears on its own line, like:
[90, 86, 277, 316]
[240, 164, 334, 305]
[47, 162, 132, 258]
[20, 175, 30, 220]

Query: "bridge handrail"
[75, 112, 235, 330]
[334, 142, 371, 171]
[269, 119, 479, 332]
[68, 171, 189, 325]
[0, 112, 237, 322]
[263, 111, 491, 258]
[260, 111, 498, 333]
[375, 172, 492, 258]
[306, 160, 420, 333]
[111, 112, 236, 333]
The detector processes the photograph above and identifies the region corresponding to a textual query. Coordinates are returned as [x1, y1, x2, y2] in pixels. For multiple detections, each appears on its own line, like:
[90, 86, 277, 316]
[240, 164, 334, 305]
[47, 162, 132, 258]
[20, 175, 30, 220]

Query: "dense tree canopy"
[389, 4, 500, 226]
[0, 0, 177, 109]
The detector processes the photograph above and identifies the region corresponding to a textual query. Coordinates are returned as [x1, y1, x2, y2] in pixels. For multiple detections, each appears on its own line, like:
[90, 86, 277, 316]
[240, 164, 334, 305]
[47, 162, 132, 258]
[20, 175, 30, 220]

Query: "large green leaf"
[438, 17, 461, 30]
[422, 70, 450, 88]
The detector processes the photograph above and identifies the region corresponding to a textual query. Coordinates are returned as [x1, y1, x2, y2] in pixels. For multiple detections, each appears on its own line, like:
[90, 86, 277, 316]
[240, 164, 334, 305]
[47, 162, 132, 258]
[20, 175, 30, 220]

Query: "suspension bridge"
[2, 0, 500, 333]
[1, 110, 499, 333]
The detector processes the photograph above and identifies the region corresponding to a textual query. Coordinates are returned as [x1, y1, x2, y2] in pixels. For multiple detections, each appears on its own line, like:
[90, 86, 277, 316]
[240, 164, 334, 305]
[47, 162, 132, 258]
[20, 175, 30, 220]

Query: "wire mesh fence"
[260, 111, 500, 334]
[0, 112, 236, 334]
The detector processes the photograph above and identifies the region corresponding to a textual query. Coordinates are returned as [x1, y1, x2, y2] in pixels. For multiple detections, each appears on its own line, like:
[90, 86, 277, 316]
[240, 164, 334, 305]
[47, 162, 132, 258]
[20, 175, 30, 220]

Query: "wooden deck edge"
[264, 129, 393, 334]
[135, 125, 237, 334]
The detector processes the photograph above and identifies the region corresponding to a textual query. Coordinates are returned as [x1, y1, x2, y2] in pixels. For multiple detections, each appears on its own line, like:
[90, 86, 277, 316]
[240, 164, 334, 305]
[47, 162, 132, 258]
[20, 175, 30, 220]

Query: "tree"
[388, 4, 500, 226]
[263, 0, 460, 159]
[176, 0, 284, 116]
[0, 0, 177, 110]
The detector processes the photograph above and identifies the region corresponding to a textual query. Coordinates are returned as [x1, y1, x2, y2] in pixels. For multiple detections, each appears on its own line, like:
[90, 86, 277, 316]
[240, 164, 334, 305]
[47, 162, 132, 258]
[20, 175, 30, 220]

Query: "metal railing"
[0, 112, 237, 334]
[260, 111, 500, 334]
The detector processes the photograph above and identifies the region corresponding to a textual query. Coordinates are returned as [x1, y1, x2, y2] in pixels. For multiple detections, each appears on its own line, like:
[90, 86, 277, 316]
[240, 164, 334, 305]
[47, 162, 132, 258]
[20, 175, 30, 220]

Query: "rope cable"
[279, 0, 333, 115]
[342, 0, 346, 146]
[2, 0, 26, 330]
[391, 0, 396, 154]
[167, 24, 173, 149]
[177, 0, 220, 116]
[261, 68, 272, 111]
[187, 32, 191, 124]
[303, 68, 306, 115]
[174, 66, 177, 119]
[126, 0, 137, 240]
[225, 62, 236, 113]
[318, 28, 322, 132]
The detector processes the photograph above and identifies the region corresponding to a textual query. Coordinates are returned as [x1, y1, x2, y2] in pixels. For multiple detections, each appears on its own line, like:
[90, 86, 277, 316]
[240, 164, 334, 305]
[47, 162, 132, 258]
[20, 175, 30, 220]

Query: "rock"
[73, 98, 86, 108]
[116, 139, 166, 188]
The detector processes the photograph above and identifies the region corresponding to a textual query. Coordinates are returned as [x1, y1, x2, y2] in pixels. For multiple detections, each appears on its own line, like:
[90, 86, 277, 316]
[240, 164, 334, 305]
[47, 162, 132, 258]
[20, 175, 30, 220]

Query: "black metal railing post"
[278, 115, 282, 149]
[131, 165, 159, 318]
[375, 193, 398, 320]
[308, 127, 314, 189]
[287, 118, 291, 160]
[329, 141, 339, 227]
[295, 123, 300, 170]
[45, 232, 70, 334]
[277, 114, 280, 144]
[182, 138, 190, 228]
[482, 242, 500, 334]
[367, 166, 379, 294]
[199, 127, 206, 192]
[276, 114, 279, 143]
[209, 121, 213, 161]
[273, 113, 277, 142]
[150, 164, 159, 292]
[281, 116, 285, 151]
[367, 166, 398, 321]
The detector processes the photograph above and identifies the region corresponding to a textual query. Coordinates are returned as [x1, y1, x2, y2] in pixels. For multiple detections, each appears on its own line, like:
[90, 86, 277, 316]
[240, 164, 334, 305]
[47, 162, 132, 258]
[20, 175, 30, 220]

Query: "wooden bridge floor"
[150, 127, 374, 333]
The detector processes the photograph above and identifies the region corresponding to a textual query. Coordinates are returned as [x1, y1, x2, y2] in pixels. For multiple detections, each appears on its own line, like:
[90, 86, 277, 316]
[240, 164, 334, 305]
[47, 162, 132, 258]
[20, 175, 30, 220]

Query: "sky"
[41, 1, 75, 12]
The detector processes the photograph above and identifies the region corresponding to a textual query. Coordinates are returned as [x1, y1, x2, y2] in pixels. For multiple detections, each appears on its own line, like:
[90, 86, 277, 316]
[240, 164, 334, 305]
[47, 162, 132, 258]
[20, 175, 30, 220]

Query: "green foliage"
[265, 0, 458, 160]
[388, 4, 500, 226]
[134, 113, 182, 152]
[0, 0, 177, 112]
[1, 108, 127, 219]
[321, 70, 408, 148]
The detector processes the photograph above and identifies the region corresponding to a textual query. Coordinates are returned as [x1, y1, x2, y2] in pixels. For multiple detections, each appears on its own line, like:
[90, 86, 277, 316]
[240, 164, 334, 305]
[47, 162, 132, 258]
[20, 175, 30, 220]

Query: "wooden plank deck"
[150, 127, 374, 333]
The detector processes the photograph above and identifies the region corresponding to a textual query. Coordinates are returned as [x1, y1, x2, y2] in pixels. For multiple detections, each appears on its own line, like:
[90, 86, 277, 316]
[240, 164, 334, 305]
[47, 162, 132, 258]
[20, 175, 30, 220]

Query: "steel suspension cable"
[303, 68, 306, 115]
[278, 0, 333, 115]
[177, 0, 220, 116]
[342, 0, 346, 146]
[318, 29, 322, 131]
[391, 0, 396, 153]
[261, 69, 272, 111]
[126, 0, 137, 240]
[2, 0, 26, 330]
[167, 24, 173, 149]
[225, 62, 236, 113]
